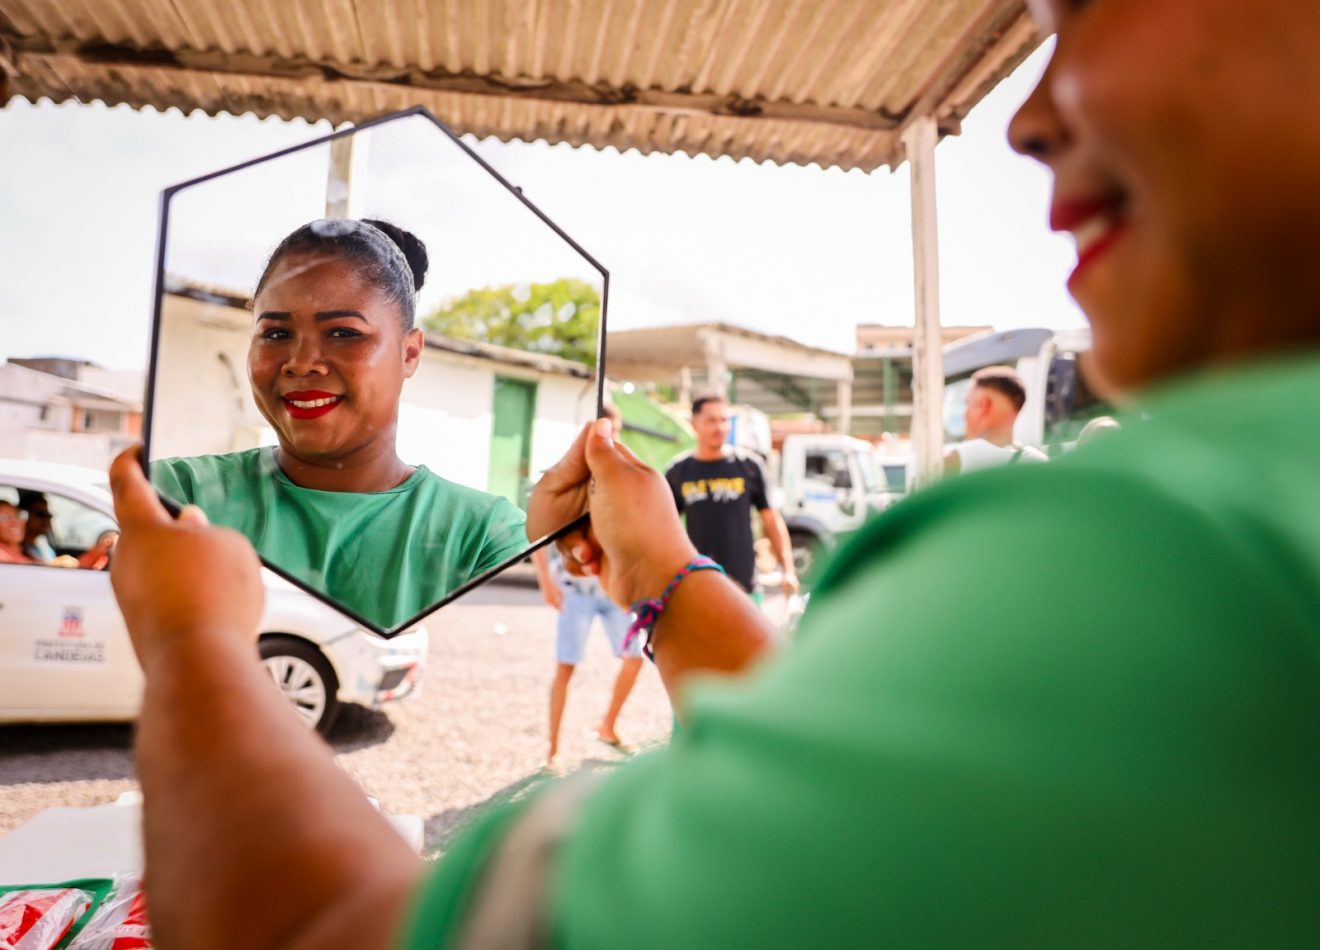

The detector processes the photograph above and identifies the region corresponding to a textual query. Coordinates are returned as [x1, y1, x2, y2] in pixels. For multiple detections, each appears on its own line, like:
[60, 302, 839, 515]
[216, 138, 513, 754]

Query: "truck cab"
[776, 433, 893, 578]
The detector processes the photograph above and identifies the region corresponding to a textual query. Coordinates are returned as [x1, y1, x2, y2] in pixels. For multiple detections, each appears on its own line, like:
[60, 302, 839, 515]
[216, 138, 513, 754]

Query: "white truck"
[724, 405, 903, 578]
[774, 433, 899, 578]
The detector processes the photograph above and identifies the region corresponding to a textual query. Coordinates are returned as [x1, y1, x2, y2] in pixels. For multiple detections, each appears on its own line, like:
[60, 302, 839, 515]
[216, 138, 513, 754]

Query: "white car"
[0, 459, 427, 735]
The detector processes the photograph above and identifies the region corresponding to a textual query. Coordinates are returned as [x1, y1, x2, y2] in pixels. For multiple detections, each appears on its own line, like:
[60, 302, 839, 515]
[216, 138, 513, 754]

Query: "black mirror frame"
[139, 106, 609, 637]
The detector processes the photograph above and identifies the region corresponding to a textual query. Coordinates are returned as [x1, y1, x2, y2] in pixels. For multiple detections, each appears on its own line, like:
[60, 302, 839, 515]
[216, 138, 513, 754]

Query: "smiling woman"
[0, 501, 33, 564]
[246, 220, 426, 489]
[1014, 0, 1320, 390]
[151, 219, 529, 629]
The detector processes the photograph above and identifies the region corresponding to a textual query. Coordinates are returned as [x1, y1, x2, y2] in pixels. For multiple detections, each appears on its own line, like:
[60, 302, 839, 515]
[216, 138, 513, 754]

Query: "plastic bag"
[65, 877, 150, 950]
[0, 886, 94, 950]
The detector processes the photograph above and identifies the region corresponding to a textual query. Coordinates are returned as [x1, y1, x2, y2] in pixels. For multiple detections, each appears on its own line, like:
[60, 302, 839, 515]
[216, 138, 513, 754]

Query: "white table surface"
[0, 799, 424, 887]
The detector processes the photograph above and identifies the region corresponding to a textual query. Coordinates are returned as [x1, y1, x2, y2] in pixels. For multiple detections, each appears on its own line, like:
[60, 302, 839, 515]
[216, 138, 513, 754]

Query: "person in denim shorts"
[532, 404, 643, 771]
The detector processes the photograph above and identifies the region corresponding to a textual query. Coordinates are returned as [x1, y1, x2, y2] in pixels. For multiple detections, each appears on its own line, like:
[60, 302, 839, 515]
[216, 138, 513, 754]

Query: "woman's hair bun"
[364, 218, 428, 291]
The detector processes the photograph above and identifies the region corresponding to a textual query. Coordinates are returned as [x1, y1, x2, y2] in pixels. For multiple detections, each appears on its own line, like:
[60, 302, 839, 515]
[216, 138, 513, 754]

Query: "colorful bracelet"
[624, 556, 726, 661]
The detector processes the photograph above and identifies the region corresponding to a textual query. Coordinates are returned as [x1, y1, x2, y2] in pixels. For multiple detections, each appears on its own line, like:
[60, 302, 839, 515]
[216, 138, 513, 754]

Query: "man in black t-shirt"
[665, 393, 799, 594]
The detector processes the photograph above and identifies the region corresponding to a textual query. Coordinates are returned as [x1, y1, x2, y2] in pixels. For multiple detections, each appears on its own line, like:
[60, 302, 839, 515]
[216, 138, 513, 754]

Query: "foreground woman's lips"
[281, 390, 344, 420]
[1052, 195, 1128, 287]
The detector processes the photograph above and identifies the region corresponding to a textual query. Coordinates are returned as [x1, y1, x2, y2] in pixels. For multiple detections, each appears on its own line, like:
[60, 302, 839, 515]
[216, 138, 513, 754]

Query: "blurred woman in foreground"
[107, 1, 1320, 946]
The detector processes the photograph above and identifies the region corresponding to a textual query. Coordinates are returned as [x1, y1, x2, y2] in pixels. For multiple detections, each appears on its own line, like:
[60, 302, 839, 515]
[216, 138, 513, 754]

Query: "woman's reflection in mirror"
[152, 219, 529, 628]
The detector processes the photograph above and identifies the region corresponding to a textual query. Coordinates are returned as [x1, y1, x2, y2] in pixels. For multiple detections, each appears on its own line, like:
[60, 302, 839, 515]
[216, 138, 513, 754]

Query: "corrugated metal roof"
[0, 0, 1041, 171]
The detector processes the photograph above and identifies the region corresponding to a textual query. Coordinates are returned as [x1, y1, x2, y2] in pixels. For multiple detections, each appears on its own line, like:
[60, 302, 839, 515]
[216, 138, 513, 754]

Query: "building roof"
[0, 0, 1041, 172]
[1, 360, 143, 412]
[423, 331, 592, 379]
[607, 321, 854, 383]
[856, 322, 991, 355]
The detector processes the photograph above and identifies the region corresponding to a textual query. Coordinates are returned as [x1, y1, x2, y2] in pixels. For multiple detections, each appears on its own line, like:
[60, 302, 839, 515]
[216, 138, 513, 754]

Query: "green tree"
[422, 278, 600, 367]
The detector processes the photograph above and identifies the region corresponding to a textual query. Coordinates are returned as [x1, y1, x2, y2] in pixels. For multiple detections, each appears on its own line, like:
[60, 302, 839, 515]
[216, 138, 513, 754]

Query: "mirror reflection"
[145, 110, 605, 634]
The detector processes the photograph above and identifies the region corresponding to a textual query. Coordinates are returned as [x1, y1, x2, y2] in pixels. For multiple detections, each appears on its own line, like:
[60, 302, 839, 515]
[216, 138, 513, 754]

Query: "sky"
[0, 42, 1081, 372]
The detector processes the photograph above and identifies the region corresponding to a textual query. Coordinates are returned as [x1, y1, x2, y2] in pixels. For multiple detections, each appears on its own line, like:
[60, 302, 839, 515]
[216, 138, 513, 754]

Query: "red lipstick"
[1069, 224, 1127, 286]
[1052, 197, 1128, 288]
[281, 390, 343, 420]
[1049, 198, 1117, 234]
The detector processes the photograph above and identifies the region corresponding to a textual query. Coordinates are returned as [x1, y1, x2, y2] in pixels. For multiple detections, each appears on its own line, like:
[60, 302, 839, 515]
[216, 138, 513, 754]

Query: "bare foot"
[596, 730, 637, 756]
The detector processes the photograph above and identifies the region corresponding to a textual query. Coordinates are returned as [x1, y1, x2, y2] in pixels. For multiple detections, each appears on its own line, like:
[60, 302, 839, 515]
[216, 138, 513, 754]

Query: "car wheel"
[789, 530, 823, 581]
[259, 636, 341, 736]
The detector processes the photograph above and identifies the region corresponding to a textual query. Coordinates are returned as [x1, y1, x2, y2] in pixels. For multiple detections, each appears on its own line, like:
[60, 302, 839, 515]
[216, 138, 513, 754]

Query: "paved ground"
[0, 581, 679, 855]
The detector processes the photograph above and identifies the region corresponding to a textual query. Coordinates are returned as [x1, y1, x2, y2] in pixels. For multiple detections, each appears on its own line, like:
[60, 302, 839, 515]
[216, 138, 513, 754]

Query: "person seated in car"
[18, 490, 57, 561]
[80, 529, 119, 571]
[0, 501, 35, 564]
[17, 491, 117, 570]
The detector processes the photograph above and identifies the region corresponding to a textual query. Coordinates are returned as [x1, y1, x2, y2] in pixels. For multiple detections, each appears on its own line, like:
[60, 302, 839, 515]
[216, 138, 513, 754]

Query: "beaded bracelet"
[624, 556, 726, 661]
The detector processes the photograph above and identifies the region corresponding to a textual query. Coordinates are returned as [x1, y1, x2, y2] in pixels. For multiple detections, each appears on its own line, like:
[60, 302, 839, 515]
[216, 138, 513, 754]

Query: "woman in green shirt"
[110, 0, 1320, 946]
[153, 219, 528, 628]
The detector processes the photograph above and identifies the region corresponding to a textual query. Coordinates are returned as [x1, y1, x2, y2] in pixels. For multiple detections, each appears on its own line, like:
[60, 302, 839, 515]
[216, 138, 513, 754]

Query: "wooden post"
[903, 116, 946, 487]
[836, 379, 853, 436]
[882, 356, 897, 435]
[326, 132, 368, 219]
[678, 366, 693, 411]
[707, 358, 730, 398]
[700, 330, 730, 398]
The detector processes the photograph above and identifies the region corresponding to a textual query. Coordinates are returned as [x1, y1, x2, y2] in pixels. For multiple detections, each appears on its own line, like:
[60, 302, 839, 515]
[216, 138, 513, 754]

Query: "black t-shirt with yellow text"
[664, 449, 771, 590]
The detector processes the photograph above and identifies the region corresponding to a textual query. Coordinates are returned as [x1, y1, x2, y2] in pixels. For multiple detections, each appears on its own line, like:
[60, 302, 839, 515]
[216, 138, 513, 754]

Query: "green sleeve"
[400, 798, 529, 950]
[148, 458, 194, 507]
[542, 469, 1320, 947]
[471, 497, 530, 575]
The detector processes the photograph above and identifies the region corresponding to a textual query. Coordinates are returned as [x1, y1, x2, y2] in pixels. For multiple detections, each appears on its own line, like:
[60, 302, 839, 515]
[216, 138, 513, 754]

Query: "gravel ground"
[0, 582, 677, 855]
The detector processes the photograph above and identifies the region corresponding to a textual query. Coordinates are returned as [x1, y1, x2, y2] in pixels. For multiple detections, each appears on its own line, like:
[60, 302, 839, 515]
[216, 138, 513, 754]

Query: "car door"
[0, 483, 141, 720]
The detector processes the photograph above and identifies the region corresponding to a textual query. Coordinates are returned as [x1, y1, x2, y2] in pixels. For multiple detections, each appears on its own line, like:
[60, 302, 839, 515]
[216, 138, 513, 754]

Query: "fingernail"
[180, 505, 210, 526]
[593, 417, 613, 442]
[572, 543, 591, 562]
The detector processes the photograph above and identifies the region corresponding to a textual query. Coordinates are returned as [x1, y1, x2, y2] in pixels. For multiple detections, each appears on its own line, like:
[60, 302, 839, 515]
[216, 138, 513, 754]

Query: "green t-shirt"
[405, 354, 1320, 947]
[152, 448, 528, 628]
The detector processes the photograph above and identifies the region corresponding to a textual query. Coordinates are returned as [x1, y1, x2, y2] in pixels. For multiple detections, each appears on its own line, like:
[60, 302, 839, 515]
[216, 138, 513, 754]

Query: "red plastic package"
[66, 877, 151, 950]
[0, 886, 93, 950]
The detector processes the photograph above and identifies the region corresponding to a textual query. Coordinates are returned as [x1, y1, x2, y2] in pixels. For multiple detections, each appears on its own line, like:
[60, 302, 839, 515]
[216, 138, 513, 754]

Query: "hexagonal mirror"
[142, 108, 605, 637]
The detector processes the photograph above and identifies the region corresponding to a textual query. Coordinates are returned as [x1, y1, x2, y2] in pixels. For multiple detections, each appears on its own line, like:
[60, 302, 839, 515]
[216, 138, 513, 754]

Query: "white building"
[0, 360, 143, 469]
